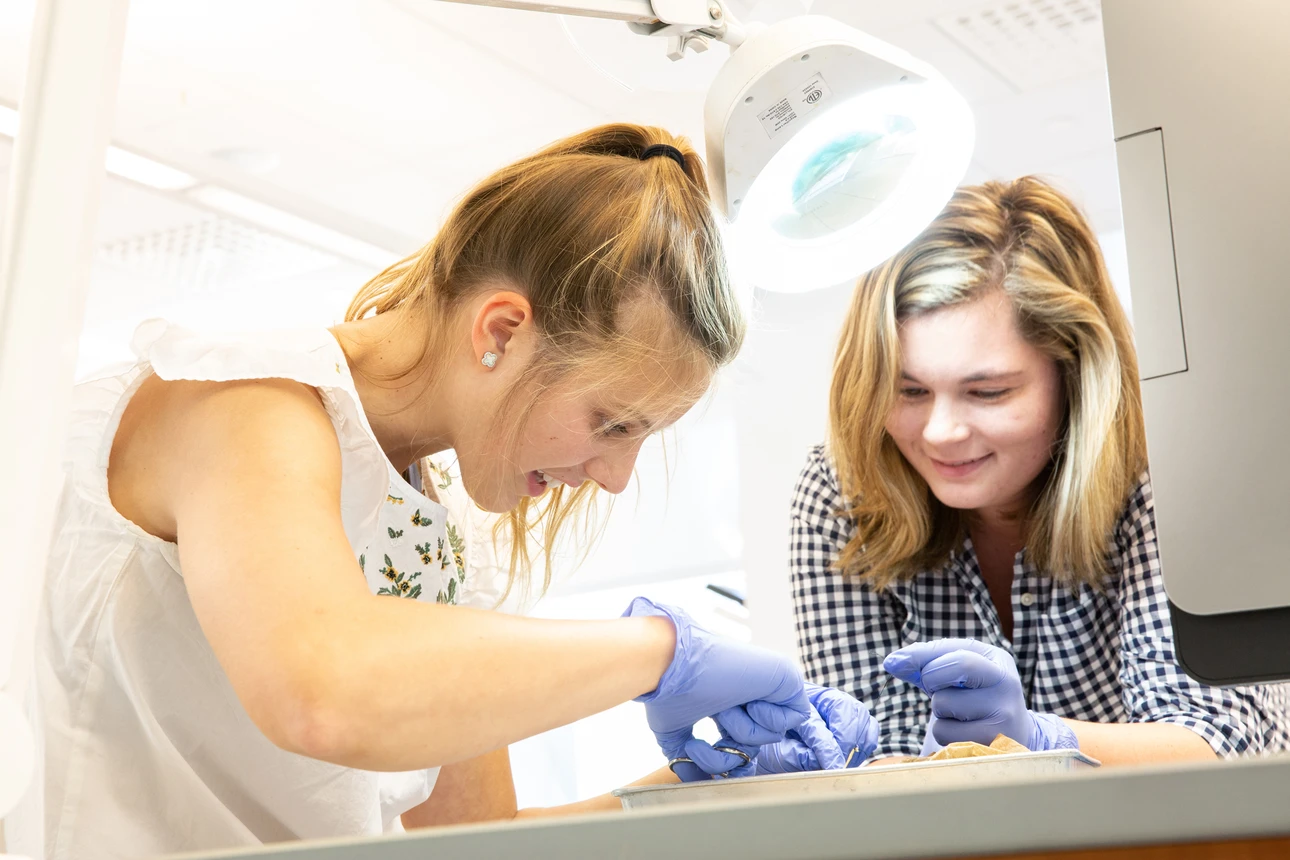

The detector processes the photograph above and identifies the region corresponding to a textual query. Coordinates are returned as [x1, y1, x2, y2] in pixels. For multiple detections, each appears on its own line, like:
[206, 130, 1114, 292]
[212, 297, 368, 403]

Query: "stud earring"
[481, 352, 498, 369]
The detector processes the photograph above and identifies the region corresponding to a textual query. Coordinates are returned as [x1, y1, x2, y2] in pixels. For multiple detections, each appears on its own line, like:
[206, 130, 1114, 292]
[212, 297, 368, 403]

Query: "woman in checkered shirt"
[790, 176, 1289, 765]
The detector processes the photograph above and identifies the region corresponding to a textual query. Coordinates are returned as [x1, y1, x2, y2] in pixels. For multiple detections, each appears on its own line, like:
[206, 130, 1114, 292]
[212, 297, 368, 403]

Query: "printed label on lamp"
[757, 73, 833, 139]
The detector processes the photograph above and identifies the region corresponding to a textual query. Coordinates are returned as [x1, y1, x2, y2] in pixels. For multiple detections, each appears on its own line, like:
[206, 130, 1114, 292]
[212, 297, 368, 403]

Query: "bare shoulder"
[109, 374, 340, 542]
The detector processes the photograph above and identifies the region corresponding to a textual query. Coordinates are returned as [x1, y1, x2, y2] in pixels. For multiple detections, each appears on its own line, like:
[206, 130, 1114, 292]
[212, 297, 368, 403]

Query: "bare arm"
[114, 377, 675, 772]
[401, 750, 678, 828]
[1061, 719, 1217, 765]
[516, 768, 678, 819]
[400, 749, 519, 828]
[1113, 477, 1277, 762]
[869, 723, 1213, 767]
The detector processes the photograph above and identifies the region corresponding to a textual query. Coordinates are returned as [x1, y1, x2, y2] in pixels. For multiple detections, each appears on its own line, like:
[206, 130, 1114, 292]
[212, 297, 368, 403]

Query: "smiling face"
[498, 371, 700, 507]
[884, 291, 1065, 519]
[449, 292, 711, 514]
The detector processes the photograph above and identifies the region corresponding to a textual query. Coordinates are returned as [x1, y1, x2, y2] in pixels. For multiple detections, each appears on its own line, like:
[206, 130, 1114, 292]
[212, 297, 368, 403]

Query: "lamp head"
[703, 16, 975, 292]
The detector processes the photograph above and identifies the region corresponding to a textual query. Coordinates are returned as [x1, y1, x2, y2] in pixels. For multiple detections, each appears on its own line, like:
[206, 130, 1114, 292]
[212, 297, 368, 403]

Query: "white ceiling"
[0, 0, 1130, 612]
[0, 0, 1125, 249]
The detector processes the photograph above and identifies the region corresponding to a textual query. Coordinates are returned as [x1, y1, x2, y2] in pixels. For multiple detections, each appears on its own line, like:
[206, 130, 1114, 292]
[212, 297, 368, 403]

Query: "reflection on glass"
[775, 114, 919, 241]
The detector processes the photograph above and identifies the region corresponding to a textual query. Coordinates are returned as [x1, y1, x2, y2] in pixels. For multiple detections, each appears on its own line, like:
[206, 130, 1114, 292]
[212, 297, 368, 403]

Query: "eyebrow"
[601, 407, 658, 433]
[901, 370, 1025, 385]
[629, 414, 658, 433]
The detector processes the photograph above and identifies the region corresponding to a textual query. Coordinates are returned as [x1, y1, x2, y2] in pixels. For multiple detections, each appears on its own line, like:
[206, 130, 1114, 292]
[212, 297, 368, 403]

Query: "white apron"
[10, 320, 489, 860]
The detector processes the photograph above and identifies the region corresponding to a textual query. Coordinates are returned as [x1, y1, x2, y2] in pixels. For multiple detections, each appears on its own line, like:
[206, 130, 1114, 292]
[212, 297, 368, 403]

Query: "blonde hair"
[346, 123, 744, 600]
[829, 176, 1147, 589]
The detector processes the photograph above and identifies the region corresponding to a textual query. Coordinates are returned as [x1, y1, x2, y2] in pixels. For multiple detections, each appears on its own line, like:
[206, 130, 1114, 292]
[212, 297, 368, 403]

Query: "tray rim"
[612, 749, 1102, 798]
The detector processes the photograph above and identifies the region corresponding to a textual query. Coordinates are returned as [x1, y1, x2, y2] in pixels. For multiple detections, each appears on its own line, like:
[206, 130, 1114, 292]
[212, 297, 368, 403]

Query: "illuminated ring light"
[729, 78, 974, 293]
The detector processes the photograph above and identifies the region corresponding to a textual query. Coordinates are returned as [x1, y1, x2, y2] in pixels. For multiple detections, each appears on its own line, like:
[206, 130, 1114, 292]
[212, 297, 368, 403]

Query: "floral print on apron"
[358, 464, 467, 605]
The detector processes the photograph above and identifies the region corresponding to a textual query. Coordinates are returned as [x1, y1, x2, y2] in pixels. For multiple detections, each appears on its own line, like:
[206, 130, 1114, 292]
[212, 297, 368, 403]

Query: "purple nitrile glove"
[882, 638, 1079, 753]
[682, 683, 881, 778]
[624, 597, 812, 782]
[753, 684, 880, 774]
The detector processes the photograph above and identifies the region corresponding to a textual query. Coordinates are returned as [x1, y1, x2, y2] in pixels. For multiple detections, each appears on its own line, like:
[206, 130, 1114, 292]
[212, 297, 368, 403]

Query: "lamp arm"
[431, 0, 659, 23]
[432, 0, 747, 51]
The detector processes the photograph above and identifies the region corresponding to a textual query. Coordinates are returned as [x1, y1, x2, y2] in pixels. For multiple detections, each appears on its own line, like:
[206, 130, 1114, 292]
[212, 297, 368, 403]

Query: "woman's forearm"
[516, 767, 679, 819]
[402, 748, 518, 828]
[166, 381, 679, 775]
[1062, 718, 1219, 765]
[285, 601, 676, 771]
[403, 758, 678, 829]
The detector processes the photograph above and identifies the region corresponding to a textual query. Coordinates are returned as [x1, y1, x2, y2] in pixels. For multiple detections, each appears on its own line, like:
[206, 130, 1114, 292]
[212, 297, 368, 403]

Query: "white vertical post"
[0, 0, 131, 826]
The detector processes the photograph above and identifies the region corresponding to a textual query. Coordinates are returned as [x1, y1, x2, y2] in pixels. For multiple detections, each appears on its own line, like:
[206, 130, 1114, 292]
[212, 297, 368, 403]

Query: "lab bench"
[176, 754, 1290, 860]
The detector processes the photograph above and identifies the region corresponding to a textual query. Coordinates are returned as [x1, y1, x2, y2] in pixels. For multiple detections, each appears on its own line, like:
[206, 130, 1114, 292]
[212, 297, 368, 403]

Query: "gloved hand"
[624, 597, 812, 781]
[681, 683, 881, 778]
[882, 639, 1078, 753]
[752, 684, 880, 774]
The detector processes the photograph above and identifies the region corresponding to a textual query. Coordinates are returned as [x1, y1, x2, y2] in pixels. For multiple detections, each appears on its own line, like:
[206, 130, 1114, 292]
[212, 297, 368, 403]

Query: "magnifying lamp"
[439, 0, 973, 291]
[706, 16, 974, 291]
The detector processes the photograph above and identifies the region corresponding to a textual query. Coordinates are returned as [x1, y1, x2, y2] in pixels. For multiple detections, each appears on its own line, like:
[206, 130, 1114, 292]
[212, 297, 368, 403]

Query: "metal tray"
[614, 750, 1100, 810]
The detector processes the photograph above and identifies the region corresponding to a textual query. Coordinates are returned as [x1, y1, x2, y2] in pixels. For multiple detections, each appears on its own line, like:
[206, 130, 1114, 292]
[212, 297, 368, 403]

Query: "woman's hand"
[883, 639, 1077, 752]
[662, 683, 879, 779]
[753, 684, 879, 773]
[624, 598, 812, 782]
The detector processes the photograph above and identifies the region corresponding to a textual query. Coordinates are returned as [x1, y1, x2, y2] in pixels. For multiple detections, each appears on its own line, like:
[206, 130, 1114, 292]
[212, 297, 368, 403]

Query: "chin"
[475, 487, 521, 514]
[456, 470, 513, 514]
[473, 496, 511, 514]
[929, 490, 985, 511]
[929, 480, 1032, 515]
[923, 478, 994, 512]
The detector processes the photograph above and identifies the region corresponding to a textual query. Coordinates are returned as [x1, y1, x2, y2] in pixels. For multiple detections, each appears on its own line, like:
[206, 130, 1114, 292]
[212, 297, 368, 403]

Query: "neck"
[970, 505, 1027, 551]
[968, 475, 1046, 552]
[329, 309, 456, 472]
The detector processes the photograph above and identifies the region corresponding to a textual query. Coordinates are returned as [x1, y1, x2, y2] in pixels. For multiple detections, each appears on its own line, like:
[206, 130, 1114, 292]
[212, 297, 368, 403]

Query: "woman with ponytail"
[20, 124, 873, 859]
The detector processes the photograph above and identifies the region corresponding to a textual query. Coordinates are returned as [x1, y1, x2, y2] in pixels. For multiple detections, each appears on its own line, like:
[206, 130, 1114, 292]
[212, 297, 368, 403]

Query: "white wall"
[733, 283, 855, 657]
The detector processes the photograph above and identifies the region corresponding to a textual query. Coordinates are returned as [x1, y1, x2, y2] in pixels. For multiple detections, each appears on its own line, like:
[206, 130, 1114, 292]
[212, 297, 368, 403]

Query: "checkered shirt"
[790, 444, 1290, 759]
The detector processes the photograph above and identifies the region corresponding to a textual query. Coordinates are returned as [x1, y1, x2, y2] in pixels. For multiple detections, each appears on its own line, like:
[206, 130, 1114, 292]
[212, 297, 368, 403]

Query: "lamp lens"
[730, 79, 974, 292]
[775, 113, 919, 240]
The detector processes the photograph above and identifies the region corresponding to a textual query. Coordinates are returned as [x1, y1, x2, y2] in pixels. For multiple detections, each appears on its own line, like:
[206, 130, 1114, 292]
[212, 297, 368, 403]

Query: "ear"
[470, 290, 534, 365]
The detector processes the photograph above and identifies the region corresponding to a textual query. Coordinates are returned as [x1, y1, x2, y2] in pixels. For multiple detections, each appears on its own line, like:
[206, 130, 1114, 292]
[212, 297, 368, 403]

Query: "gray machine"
[1103, 0, 1290, 685]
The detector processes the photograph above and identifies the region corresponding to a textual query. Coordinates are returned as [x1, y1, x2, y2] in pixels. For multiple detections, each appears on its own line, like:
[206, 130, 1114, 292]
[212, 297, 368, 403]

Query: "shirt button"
[1020, 592, 1036, 607]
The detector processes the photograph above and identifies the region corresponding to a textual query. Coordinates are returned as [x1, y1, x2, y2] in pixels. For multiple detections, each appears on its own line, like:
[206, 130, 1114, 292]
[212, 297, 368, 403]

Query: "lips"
[527, 469, 575, 496]
[928, 453, 993, 479]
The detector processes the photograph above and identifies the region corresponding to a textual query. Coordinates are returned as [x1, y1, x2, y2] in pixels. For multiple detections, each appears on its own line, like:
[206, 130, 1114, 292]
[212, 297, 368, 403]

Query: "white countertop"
[174, 754, 1290, 860]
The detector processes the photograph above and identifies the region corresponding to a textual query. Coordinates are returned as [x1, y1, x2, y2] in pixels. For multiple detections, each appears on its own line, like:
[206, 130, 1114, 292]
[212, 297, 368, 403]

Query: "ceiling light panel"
[103, 146, 197, 190]
[97, 215, 340, 295]
[2, 103, 197, 190]
[186, 185, 400, 270]
[0, 104, 16, 137]
[933, 0, 1106, 92]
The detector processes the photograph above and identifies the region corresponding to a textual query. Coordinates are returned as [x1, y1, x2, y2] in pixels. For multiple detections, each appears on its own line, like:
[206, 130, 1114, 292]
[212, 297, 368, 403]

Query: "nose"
[583, 443, 642, 495]
[922, 395, 970, 447]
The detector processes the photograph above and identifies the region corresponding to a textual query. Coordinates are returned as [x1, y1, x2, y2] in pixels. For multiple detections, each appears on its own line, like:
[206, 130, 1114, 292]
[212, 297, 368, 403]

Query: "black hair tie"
[640, 143, 688, 174]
